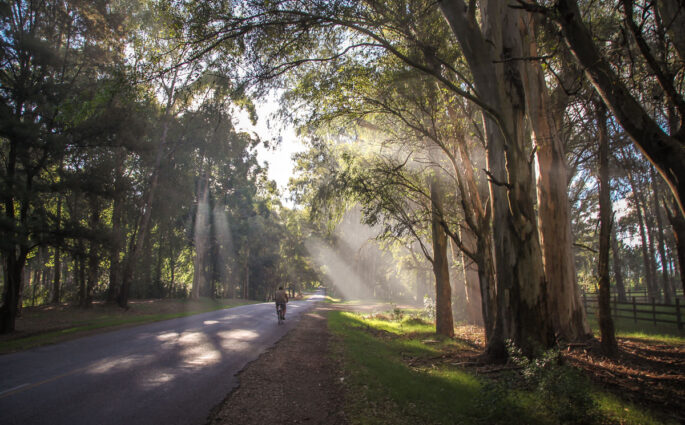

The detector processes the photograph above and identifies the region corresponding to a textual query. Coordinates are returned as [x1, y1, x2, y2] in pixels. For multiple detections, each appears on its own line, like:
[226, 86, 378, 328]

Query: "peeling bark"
[520, 14, 590, 342]
[439, 0, 552, 357]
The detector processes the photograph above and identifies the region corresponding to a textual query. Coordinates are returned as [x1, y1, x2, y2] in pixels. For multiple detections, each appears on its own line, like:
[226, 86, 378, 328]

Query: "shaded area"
[565, 338, 685, 423]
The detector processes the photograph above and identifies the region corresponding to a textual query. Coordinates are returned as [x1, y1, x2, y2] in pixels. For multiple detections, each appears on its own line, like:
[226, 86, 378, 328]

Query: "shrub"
[506, 340, 599, 425]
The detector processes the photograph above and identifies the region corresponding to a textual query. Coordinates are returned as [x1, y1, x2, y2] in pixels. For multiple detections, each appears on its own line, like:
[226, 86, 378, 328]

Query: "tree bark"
[629, 174, 659, 300]
[650, 167, 675, 303]
[459, 228, 483, 325]
[431, 179, 455, 338]
[520, 14, 590, 342]
[1, 137, 31, 332]
[665, 203, 685, 293]
[596, 103, 618, 357]
[439, 0, 553, 357]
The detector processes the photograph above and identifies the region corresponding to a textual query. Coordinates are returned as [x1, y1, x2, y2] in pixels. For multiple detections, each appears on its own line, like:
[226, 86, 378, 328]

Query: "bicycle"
[276, 303, 285, 325]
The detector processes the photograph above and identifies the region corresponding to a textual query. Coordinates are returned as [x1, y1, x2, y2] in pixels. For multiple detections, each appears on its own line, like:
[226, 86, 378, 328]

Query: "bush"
[506, 341, 599, 425]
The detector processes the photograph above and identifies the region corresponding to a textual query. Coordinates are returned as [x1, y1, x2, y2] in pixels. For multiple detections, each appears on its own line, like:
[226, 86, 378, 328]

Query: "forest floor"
[565, 337, 685, 422]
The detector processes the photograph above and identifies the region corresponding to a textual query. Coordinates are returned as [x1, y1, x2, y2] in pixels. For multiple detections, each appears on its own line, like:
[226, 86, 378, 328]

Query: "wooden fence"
[582, 294, 683, 331]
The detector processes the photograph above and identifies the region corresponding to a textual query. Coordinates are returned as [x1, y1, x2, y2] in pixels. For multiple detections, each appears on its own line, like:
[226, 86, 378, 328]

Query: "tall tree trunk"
[521, 14, 590, 341]
[439, 0, 552, 358]
[665, 203, 685, 293]
[431, 179, 454, 338]
[0, 140, 31, 332]
[611, 230, 628, 302]
[596, 103, 618, 357]
[650, 167, 674, 303]
[629, 175, 659, 300]
[452, 132, 497, 345]
[84, 200, 101, 308]
[459, 228, 483, 326]
[52, 195, 63, 305]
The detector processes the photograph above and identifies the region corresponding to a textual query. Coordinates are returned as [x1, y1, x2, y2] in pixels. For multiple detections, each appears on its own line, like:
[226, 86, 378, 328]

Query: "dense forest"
[1, 0, 683, 362]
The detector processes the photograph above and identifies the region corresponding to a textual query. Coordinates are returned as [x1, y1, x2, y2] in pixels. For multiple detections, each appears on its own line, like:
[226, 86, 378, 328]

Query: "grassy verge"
[586, 316, 685, 345]
[0, 298, 258, 354]
[329, 310, 676, 425]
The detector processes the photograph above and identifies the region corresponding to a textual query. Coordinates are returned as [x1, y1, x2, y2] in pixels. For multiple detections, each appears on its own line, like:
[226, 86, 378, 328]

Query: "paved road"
[0, 290, 324, 425]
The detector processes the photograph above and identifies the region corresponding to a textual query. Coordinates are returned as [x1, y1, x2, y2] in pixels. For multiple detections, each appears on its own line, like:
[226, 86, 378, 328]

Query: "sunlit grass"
[330, 309, 675, 425]
[586, 316, 685, 345]
[594, 391, 668, 425]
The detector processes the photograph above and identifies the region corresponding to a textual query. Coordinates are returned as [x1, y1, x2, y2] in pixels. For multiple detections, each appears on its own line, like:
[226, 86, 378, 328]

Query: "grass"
[0, 297, 258, 354]
[585, 301, 685, 341]
[586, 315, 685, 345]
[329, 310, 677, 425]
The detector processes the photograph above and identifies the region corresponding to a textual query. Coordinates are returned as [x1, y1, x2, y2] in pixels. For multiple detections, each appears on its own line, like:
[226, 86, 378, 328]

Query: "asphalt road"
[0, 290, 324, 425]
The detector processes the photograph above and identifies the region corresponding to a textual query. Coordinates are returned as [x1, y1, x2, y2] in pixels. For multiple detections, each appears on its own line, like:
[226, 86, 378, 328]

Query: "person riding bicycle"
[275, 286, 289, 320]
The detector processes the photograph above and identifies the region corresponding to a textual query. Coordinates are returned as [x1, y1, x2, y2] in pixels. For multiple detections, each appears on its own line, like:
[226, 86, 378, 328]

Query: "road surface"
[0, 290, 324, 425]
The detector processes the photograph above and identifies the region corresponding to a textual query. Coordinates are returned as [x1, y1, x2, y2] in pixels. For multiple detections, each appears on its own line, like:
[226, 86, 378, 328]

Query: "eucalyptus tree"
[292, 58, 502, 344]
[596, 101, 618, 356]
[182, 0, 603, 355]
[537, 0, 685, 217]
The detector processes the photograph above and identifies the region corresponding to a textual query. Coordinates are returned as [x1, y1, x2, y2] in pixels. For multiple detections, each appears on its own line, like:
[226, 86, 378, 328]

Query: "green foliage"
[506, 342, 598, 425]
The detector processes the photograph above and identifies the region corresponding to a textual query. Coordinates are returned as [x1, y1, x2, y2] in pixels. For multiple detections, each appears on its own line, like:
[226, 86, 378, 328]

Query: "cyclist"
[275, 286, 289, 320]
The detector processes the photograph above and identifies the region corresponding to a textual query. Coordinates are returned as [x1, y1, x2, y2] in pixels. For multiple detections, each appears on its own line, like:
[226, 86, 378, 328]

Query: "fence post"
[676, 298, 682, 331]
[633, 297, 637, 324]
[652, 297, 657, 326]
[583, 292, 587, 312]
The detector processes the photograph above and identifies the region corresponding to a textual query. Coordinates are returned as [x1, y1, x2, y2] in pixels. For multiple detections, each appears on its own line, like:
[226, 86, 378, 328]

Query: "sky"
[233, 97, 305, 207]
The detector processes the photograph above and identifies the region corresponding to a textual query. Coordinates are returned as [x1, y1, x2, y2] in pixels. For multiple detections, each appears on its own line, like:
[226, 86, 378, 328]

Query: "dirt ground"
[565, 337, 685, 423]
[206, 304, 347, 425]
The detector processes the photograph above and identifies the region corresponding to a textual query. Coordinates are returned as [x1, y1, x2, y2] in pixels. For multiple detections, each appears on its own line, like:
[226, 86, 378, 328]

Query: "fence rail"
[582, 294, 683, 330]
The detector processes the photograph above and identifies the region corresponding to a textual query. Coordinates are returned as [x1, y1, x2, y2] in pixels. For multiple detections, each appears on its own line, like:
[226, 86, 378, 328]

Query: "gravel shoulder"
[207, 304, 347, 425]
